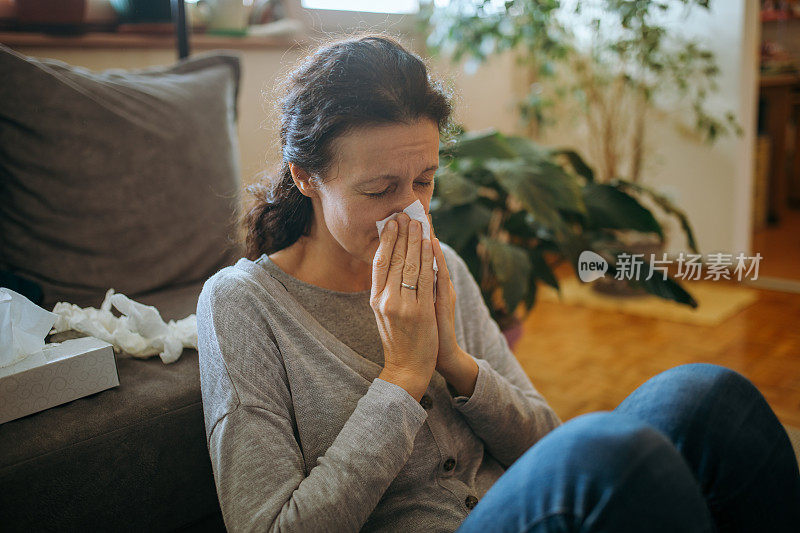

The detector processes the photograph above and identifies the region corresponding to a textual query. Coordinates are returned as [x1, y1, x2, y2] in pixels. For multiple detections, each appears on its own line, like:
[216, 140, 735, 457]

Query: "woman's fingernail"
[387, 220, 396, 230]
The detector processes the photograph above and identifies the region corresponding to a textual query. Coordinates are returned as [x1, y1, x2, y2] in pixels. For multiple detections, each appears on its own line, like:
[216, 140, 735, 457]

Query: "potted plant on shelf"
[432, 128, 699, 348]
[421, 0, 742, 301]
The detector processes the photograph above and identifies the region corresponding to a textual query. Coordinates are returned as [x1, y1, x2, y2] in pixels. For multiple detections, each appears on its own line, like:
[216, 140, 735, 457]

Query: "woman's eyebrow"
[358, 165, 439, 185]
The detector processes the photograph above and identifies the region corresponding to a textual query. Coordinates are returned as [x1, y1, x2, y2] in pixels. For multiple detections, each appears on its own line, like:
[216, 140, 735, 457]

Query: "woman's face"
[309, 118, 441, 265]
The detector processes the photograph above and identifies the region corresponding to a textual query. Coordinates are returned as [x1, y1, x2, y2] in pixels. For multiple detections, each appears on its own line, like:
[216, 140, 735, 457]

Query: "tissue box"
[0, 336, 119, 425]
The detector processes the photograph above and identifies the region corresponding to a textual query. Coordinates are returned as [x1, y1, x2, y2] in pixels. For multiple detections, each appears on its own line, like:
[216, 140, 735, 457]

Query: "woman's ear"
[288, 162, 318, 198]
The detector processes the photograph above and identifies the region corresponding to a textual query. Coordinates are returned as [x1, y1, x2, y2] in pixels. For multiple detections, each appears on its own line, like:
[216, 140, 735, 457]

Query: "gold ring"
[401, 282, 417, 290]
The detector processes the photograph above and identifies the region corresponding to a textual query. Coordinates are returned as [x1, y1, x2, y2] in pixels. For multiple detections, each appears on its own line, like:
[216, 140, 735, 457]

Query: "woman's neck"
[269, 234, 372, 293]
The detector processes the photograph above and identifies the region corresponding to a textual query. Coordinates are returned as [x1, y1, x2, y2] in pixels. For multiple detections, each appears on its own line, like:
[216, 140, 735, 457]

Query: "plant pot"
[592, 275, 649, 297]
[501, 317, 524, 351]
[591, 231, 664, 298]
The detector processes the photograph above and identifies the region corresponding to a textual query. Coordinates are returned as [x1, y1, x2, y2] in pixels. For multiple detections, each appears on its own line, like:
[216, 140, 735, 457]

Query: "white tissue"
[375, 199, 439, 285]
[0, 288, 59, 368]
[50, 289, 197, 364]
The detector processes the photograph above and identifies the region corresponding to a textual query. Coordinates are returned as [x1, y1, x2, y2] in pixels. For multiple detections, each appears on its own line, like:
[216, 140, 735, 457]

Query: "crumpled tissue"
[50, 289, 197, 364]
[375, 199, 439, 289]
[0, 287, 59, 368]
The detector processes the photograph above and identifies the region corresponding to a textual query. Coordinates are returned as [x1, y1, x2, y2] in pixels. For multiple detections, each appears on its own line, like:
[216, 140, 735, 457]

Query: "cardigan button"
[420, 394, 433, 410]
[465, 494, 479, 510]
[442, 457, 456, 472]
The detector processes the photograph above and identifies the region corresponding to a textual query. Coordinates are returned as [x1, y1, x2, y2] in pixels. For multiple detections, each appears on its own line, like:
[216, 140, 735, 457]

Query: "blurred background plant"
[421, 0, 744, 329]
[432, 129, 699, 333]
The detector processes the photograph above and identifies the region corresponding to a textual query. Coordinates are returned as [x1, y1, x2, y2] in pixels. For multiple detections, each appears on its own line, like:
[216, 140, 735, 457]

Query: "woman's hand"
[425, 215, 460, 372]
[371, 213, 438, 402]
[428, 215, 479, 397]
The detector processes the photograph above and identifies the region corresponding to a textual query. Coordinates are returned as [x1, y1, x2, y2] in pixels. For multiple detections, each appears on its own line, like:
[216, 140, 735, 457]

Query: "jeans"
[455, 363, 800, 532]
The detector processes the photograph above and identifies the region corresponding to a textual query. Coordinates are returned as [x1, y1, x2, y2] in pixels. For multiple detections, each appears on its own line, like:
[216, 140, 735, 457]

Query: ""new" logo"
[578, 251, 608, 282]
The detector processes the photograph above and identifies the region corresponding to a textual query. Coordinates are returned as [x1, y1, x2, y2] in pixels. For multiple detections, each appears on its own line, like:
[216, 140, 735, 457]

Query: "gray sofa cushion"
[0, 45, 243, 311]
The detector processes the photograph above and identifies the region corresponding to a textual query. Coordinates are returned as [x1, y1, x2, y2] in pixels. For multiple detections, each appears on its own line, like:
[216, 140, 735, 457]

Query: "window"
[300, 0, 419, 14]
[296, 1, 457, 34]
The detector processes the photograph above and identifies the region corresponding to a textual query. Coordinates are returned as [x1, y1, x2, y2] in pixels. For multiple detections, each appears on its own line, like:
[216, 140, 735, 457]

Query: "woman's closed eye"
[366, 180, 433, 199]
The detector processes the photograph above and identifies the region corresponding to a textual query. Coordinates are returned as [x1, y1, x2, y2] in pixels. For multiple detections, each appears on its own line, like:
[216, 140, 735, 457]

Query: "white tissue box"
[0, 336, 119, 425]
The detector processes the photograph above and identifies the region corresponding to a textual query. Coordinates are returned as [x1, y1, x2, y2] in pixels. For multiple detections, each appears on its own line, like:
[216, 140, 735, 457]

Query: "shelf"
[0, 30, 301, 51]
[760, 72, 800, 88]
[762, 12, 800, 22]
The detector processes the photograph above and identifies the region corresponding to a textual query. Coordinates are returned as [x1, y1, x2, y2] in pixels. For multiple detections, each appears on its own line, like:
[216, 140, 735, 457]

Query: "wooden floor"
[515, 281, 800, 428]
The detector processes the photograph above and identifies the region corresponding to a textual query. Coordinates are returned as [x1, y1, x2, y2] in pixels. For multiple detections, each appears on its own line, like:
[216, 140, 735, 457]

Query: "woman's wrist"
[438, 348, 479, 398]
[378, 366, 431, 403]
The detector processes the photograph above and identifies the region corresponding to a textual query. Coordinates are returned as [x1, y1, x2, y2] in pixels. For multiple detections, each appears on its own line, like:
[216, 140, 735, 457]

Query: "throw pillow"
[0, 45, 244, 310]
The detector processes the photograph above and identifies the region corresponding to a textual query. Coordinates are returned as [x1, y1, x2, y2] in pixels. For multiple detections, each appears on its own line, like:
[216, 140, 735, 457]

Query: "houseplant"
[421, 0, 742, 184]
[422, 0, 741, 305]
[432, 128, 699, 341]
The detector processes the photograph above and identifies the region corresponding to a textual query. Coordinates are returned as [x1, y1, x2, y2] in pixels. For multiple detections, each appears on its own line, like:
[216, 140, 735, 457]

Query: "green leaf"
[552, 148, 595, 181]
[443, 157, 498, 187]
[457, 235, 483, 292]
[529, 247, 559, 291]
[504, 135, 551, 162]
[631, 275, 698, 308]
[439, 129, 518, 160]
[485, 157, 587, 267]
[485, 158, 586, 218]
[479, 236, 532, 315]
[430, 203, 493, 250]
[582, 182, 663, 238]
[435, 168, 480, 206]
[523, 276, 538, 310]
[612, 180, 699, 253]
[503, 210, 539, 239]
[601, 250, 697, 308]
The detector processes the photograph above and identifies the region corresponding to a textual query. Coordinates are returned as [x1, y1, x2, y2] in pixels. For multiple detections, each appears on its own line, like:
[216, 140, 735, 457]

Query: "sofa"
[0, 44, 241, 531]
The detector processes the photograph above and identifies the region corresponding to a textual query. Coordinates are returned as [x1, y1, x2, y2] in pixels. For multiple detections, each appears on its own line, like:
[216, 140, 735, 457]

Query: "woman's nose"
[395, 184, 420, 209]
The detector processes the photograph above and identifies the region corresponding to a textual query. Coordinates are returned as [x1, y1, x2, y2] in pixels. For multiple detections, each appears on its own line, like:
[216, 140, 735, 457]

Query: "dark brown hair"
[242, 34, 453, 259]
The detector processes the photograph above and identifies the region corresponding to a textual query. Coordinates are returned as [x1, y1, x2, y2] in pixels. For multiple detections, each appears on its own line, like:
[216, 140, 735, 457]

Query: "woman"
[196, 35, 800, 532]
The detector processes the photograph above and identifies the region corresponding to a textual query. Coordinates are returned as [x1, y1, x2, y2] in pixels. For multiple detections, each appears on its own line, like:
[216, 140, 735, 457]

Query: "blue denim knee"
[458, 364, 800, 533]
[456, 411, 713, 533]
[614, 362, 800, 532]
